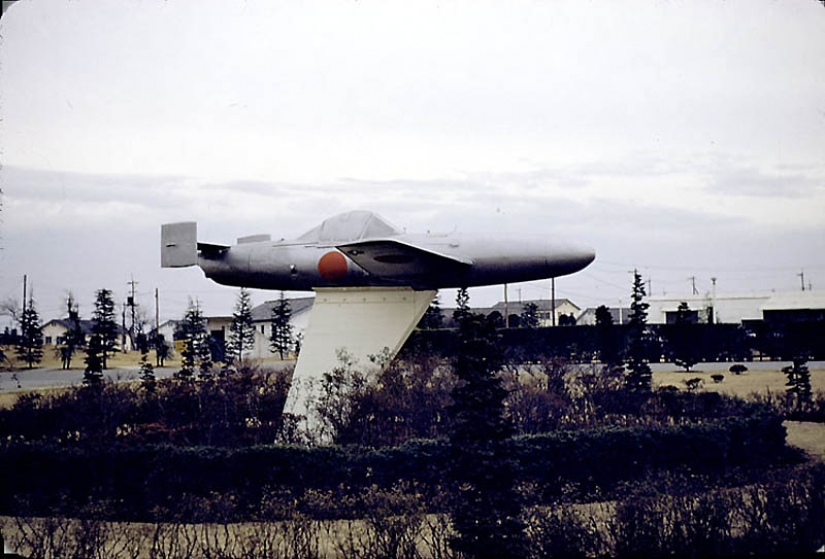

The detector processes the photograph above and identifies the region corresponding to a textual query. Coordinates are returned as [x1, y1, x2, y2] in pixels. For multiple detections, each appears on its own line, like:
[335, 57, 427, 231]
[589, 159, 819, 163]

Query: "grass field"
[1, 345, 182, 371]
[653, 365, 825, 395]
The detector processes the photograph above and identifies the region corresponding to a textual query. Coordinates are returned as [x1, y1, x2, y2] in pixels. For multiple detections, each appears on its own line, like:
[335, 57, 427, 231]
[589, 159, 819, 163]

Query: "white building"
[41, 319, 94, 346]
[247, 297, 315, 359]
[485, 298, 581, 327]
[576, 307, 632, 326]
[646, 290, 825, 325]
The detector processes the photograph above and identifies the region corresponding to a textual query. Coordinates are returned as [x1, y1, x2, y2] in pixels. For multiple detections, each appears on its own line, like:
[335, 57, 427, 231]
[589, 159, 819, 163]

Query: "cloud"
[704, 163, 823, 199]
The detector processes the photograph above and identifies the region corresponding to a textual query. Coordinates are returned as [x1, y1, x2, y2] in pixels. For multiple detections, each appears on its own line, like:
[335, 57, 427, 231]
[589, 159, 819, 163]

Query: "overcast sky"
[1, 0, 824, 328]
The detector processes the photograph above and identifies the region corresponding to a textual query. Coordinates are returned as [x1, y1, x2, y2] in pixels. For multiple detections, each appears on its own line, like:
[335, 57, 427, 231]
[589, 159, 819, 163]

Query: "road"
[0, 366, 180, 393]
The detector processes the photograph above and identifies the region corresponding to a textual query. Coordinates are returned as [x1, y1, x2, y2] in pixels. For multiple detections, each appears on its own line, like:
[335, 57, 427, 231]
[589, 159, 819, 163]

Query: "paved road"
[0, 366, 180, 393]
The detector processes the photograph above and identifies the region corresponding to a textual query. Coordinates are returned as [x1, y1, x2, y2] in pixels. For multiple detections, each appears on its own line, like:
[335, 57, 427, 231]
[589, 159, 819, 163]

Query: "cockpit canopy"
[298, 210, 400, 243]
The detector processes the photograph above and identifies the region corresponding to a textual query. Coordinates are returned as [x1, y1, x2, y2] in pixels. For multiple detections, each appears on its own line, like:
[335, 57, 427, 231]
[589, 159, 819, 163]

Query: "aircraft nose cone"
[546, 241, 596, 276]
[577, 245, 596, 268]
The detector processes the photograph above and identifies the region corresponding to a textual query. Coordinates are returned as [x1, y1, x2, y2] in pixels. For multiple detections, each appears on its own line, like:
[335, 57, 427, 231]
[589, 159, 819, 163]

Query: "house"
[152, 319, 181, 345]
[246, 297, 315, 359]
[485, 298, 581, 327]
[41, 319, 94, 346]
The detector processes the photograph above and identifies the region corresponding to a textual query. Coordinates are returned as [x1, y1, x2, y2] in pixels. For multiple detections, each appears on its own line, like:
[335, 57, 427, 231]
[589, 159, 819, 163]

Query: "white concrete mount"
[284, 286, 437, 420]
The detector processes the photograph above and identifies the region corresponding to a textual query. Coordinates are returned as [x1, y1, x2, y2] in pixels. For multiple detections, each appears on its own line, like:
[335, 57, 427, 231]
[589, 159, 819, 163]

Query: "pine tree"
[452, 287, 470, 324]
[624, 270, 652, 391]
[177, 299, 210, 380]
[595, 304, 620, 365]
[91, 289, 118, 369]
[228, 288, 255, 365]
[447, 291, 527, 558]
[419, 295, 444, 329]
[136, 333, 156, 392]
[783, 357, 812, 409]
[671, 301, 699, 372]
[15, 297, 44, 369]
[269, 292, 293, 360]
[520, 302, 539, 328]
[83, 334, 105, 387]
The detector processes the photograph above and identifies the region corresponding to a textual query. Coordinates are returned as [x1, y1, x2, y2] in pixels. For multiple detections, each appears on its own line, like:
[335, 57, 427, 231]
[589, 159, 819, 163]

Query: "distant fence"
[406, 320, 825, 363]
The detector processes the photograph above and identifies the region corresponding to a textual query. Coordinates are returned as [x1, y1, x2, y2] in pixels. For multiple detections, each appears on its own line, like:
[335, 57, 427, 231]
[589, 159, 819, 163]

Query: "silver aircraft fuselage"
[162, 210, 595, 291]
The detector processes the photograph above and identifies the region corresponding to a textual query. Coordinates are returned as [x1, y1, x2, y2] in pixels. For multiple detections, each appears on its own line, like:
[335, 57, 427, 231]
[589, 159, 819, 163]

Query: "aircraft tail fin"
[161, 222, 198, 268]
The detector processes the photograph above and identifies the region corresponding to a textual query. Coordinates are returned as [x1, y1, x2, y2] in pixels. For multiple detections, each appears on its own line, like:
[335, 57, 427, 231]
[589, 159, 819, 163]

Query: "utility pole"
[798, 270, 806, 292]
[551, 277, 556, 327]
[155, 288, 160, 338]
[127, 276, 138, 350]
[22, 274, 27, 313]
[710, 277, 717, 324]
[688, 276, 698, 296]
[121, 302, 127, 352]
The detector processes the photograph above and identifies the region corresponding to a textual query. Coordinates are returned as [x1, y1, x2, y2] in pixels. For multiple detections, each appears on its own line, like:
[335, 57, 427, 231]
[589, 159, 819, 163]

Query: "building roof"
[761, 290, 825, 311]
[251, 296, 315, 322]
[42, 319, 96, 335]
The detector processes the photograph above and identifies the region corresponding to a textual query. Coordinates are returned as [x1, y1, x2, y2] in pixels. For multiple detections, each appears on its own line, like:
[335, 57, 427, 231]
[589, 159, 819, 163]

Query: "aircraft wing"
[336, 239, 472, 278]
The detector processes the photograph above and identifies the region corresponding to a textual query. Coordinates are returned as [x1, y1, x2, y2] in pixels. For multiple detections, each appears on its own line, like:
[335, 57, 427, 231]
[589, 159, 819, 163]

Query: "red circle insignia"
[318, 251, 348, 281]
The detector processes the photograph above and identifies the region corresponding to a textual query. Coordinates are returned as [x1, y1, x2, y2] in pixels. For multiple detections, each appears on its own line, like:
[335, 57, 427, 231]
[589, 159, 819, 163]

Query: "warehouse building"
[646, 290, 825, 325]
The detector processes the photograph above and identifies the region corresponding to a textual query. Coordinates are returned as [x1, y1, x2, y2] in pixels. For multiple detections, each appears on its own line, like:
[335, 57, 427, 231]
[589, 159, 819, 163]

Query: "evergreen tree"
[595, 305, 613, 326]
[624, 270, 652, 391]
[228, 288, 255, 365]
[671, 301, 699, 372]
[447, 297, 527, 558]
[177, 299, 210, 380]
[419, 295, 444, 329]
[83, 334, 105, 387]
[91, 289, 118, 369]
[520, 302, 539, 328]
[783, 357, 812, 409]
[595, 304, 620, 365]
[136, 333, 156, 392]
[452, 287, 470, 324]
[269, 292, 293, 359]
[15, 297, 43, 369]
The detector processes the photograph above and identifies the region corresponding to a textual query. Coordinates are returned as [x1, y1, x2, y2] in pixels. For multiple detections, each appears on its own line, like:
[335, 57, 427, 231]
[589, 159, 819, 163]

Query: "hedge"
[0, 411, 791, 521]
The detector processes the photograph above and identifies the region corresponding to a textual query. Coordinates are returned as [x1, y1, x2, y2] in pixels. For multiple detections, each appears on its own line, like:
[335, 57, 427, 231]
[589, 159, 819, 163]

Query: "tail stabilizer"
[161, 222, 198, 268]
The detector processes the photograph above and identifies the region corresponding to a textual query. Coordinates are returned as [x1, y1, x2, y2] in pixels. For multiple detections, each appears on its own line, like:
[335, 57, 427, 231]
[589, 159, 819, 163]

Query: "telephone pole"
[155, 288, 160, 338]
[798, 270, 806, 292]
[710, 277, 717, 324]
[127, 276, 139, 350]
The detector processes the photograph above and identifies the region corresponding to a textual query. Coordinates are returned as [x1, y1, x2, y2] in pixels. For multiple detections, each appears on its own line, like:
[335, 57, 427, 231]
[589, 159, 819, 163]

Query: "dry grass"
[653, 366, 825, 396]
[1, 345, 182, 371]
[785, 421, 825, 461]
